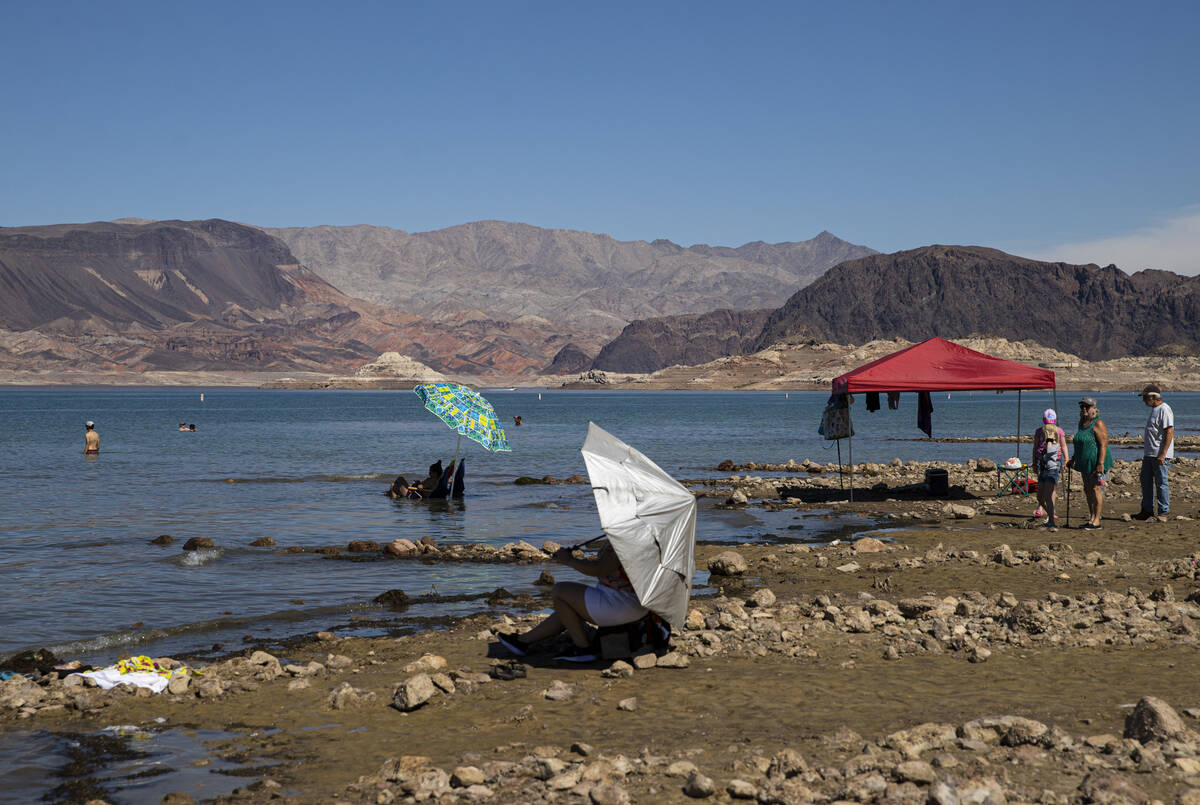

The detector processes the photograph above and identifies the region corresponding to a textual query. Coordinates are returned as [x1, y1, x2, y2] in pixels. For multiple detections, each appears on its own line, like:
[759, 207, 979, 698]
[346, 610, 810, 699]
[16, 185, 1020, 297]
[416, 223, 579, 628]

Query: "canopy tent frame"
[827, 338, 1057, 501]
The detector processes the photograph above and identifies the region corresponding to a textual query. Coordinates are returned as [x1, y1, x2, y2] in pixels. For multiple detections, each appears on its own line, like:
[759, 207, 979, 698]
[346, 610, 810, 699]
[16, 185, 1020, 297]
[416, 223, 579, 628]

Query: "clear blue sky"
[3, 1, 1198, 270]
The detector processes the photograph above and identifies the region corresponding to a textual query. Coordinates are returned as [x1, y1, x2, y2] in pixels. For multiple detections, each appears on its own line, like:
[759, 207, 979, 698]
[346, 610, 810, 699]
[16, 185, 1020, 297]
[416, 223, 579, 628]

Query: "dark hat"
[1140, 383, 1162, 398]
[1078, 396, 1097, 408]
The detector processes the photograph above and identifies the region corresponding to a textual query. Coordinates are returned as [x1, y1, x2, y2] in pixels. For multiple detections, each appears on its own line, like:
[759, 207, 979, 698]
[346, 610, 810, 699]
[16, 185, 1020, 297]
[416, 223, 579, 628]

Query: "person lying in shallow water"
[387, 459, 465, 499]
[495, 538, 646, 662]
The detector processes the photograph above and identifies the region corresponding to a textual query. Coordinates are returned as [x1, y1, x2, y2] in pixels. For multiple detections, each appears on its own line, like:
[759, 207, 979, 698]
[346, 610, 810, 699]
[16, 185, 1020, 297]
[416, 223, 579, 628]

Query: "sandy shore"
[2, 336, 1199, 392]
[3, 457, 1200, 804]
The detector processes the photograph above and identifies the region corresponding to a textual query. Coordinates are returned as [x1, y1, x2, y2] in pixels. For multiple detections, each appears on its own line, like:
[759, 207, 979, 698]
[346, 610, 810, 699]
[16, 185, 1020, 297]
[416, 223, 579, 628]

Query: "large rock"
[941, 503, 976, 520]
[707, 551, 749, 576]
[1124, 696, 1189, 743]
[392, 673, 437, 711]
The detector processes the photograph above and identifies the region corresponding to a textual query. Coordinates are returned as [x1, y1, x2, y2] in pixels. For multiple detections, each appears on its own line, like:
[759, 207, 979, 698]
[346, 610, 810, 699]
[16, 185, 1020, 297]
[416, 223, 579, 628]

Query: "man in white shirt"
[1134, 383, 1174, 519]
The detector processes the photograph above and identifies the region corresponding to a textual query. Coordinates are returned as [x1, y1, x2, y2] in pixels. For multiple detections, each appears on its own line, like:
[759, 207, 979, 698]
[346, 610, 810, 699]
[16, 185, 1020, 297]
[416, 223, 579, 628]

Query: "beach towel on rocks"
[69, 655, 188, 693]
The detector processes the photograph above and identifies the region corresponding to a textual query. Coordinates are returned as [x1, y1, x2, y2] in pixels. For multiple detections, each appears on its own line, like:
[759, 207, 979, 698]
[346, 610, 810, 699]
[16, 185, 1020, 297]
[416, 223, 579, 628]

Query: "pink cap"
[1042, 408, 1057, 424]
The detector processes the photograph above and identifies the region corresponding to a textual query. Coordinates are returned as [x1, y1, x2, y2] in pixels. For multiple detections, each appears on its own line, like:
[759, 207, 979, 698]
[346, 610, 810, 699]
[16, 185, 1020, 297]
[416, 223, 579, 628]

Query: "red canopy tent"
[828, 338, 1057, 500]
[832, 337, 1055, 393]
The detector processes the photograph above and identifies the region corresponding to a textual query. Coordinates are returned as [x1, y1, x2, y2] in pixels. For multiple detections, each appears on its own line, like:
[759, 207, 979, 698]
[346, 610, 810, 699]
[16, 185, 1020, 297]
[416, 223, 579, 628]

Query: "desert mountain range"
[0, 218, 872, 378]
[266, 222, 875, 337]
[594, 245, 1200, 372]
[2, 219, 1197, 385]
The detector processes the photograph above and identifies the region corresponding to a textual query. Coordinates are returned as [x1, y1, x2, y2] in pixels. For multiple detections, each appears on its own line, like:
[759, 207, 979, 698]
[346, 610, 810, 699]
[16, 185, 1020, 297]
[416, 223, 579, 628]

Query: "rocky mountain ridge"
[266, 222, 876, 345]
[0, 219, 572, 377]
[752, 245, 1200, 360]
[589, 245, 1200, 372]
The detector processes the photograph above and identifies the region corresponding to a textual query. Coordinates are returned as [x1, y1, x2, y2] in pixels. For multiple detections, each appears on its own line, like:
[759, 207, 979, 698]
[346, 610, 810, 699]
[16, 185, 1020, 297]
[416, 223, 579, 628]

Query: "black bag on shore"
[594, 613, 672, 659]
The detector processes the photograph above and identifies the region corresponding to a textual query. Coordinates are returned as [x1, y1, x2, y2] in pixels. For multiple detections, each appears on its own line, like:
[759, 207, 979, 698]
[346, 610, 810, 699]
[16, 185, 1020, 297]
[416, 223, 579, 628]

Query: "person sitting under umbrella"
[496, 539, 646, 663]
[427, 458, 466, 499]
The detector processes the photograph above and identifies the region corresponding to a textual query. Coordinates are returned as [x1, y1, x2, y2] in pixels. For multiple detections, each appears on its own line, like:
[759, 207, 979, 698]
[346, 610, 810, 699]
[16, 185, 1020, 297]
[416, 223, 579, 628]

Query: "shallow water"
[0, 387, 1192, 664]
[0, 725, 248, 803]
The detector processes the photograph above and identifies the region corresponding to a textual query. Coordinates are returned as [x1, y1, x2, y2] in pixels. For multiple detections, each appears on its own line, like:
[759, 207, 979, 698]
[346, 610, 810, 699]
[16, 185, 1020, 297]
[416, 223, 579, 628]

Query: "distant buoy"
[785, 393, 789, 399]
[538, 393, 542, 400]
[200, 393, 204, 402]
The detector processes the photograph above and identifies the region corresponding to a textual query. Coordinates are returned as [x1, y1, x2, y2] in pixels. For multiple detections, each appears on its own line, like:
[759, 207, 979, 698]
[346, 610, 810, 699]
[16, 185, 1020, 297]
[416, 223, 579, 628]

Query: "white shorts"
[584, 584, 648, 627]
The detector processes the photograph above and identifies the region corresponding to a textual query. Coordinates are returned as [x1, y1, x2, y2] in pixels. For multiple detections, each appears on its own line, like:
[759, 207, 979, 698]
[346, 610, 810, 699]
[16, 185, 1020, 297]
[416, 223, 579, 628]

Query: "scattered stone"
[748, 588, 776, 608]
[450, 766, 485, 787]
[682, 769, 716, 798]
[1124, 696, 1188, 743]
[836, 562, 861, 573]
[589, 782, 630, 805]
[853, 537, 888, 553]
[617, 697, 637, 711]
[327, 681, 375, 709]
[374, 589, 411, 608]
[656, 651, 690, 669]
[392, 673, 436, 711]
[249, 537, 275, 547]
[403, 653, 447, 674]
[894, 760, 937, 784]
[544, 680, 579, 701]
[603, 660, 634, 678]
[707, 551, 749, 576]
[385, 538, 419, 556]
[631, 651, 657, 670]
[182, 537, 214, 551]
[150, 534, 175, 545]
[726, 778, 758, 799]
[942, 504, 977, 519]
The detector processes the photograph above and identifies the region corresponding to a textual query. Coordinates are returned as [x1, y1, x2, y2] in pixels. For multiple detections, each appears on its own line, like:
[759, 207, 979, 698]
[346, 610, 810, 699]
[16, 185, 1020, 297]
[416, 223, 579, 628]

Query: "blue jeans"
[1140, 457, 1170, 514]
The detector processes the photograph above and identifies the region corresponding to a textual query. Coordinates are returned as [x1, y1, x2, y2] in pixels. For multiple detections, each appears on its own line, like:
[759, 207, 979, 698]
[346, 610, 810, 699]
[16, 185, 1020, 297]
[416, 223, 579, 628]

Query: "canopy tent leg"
[837, 440, 844, 491]
[848, 433, 854, 503]
[1017, 390, 1022, 464]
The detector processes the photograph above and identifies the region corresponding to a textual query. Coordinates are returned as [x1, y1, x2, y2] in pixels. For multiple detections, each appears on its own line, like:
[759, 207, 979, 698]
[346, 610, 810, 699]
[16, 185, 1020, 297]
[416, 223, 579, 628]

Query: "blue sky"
[3, 1, 1198, 271]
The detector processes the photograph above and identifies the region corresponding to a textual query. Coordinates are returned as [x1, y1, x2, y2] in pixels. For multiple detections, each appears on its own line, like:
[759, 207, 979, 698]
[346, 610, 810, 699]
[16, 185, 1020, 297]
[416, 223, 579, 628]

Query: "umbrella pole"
[450, 434, 461, 496]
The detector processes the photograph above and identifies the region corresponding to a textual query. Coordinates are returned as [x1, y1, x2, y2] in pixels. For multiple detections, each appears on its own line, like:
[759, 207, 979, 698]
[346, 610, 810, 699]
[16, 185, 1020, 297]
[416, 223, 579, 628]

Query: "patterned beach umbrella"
[413, 383, 511, 453]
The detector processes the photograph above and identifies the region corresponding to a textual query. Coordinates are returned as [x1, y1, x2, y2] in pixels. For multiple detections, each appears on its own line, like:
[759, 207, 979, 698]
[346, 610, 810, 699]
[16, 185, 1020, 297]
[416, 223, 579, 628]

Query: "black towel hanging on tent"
[887, 391, 900, 410]
[865, 392, 880, 412]
[917, 391, 933, 436]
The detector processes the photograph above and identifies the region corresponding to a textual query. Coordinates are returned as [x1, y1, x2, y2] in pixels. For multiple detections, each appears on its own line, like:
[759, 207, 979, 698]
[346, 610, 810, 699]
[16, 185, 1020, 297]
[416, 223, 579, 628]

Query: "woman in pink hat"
[1032, 409, 1069, 526]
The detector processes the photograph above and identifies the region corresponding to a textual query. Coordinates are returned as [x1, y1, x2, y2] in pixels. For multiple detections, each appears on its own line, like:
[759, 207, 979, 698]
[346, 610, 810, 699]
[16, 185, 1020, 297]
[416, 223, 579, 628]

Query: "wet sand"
[3, 461, 1200, 803]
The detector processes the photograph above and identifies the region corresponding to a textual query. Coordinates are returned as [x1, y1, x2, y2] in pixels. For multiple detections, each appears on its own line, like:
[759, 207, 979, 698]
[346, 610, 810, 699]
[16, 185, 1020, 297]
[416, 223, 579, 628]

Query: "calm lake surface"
[0, 387, 1193, 665]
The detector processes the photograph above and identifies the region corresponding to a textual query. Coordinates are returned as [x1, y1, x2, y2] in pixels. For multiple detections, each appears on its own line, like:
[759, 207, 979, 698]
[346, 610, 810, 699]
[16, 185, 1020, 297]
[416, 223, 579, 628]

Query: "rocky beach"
[4, 453, 1199, 804]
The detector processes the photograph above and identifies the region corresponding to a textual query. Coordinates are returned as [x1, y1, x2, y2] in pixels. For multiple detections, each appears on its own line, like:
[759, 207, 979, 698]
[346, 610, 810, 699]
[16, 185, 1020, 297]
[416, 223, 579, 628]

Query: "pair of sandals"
[489, 660, 527, 681]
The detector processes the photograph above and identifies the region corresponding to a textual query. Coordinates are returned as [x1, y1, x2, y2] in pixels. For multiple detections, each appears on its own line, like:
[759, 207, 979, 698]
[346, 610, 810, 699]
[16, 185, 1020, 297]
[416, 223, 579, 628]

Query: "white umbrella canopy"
[580, 422, 697, 630]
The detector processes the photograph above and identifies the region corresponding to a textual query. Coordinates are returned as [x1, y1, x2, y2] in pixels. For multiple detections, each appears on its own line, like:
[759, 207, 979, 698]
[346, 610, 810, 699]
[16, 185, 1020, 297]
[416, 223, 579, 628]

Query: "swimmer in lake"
[84, 421, 100, 454]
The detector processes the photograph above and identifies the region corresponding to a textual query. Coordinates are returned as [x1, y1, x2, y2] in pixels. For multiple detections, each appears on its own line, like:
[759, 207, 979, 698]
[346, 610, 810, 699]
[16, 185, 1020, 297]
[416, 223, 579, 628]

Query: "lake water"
[0, 387, 1192, 666]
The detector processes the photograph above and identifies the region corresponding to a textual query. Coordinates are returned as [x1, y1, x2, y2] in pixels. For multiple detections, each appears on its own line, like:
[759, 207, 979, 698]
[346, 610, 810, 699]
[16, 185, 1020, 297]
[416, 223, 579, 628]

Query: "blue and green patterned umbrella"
[413, 383, 511, 453]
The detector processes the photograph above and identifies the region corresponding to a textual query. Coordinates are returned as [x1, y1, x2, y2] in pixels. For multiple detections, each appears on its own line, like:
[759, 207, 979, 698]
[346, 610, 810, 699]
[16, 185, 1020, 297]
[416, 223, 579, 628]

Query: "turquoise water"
[0, 387, 1192, 664]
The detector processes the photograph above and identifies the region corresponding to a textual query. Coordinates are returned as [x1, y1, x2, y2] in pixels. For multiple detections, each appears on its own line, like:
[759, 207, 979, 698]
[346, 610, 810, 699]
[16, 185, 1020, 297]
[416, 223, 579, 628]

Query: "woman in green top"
[1069, 396, 1113, 529]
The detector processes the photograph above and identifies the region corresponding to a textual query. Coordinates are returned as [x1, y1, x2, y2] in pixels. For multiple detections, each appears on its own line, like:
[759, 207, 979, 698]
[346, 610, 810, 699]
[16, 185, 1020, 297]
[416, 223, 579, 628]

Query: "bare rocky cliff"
[591, 308, 773, 373]
[752, 245, 1200, 360]
[0, 220, 392, 372]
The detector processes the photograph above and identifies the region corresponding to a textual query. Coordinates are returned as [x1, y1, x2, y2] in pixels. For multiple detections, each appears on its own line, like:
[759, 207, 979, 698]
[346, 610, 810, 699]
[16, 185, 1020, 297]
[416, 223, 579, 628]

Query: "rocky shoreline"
[2, 457, 1199, 803]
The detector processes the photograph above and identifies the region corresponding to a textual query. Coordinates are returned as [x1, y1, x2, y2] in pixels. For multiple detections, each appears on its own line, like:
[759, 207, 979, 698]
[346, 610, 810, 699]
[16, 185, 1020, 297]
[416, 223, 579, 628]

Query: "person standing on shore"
[1032, 409, 1069, 527]
[1068, 397, 1111, 529]
[84, 421, 100, 454]
[1135, 383, 1173, 519]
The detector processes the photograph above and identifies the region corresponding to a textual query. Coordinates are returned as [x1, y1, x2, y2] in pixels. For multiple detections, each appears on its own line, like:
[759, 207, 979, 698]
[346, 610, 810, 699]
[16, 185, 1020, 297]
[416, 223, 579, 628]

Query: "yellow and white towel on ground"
[70, 655, 189, 693]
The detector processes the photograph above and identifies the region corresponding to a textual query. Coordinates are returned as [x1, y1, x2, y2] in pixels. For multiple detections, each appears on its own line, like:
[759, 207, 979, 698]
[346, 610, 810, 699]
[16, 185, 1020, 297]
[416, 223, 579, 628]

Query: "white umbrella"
[580, 422, 697, 630]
